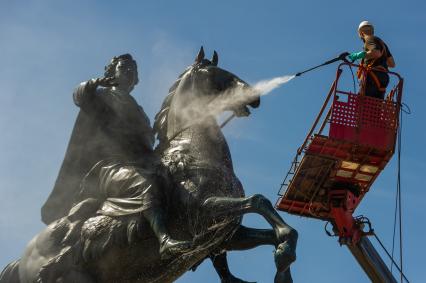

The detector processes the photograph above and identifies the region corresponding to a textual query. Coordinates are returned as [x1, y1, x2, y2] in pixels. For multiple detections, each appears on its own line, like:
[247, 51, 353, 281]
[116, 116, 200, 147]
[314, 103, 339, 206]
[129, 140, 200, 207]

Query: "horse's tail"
[0, 259, 20, 283]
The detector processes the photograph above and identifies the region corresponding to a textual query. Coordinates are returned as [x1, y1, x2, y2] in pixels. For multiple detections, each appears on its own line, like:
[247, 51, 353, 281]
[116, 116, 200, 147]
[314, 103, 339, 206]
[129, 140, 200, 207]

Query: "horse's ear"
[195, 46, 205, 63]
[211, 50, 218, 66]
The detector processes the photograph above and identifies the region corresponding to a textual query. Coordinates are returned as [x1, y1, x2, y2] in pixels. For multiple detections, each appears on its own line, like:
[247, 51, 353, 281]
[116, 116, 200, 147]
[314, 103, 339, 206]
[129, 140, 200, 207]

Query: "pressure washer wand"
[220, 114, 235, 128]
[295, 52, 349, 77]
[221, 53, 349, 129]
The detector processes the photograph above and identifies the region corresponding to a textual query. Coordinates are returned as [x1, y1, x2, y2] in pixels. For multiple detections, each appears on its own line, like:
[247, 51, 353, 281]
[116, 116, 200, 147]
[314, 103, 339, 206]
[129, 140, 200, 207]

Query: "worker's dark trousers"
[365, 71, 390, 99]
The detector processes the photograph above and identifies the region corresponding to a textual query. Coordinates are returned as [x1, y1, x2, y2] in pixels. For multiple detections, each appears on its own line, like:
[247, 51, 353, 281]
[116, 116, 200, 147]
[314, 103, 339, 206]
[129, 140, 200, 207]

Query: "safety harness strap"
[357, 38, 388, 93]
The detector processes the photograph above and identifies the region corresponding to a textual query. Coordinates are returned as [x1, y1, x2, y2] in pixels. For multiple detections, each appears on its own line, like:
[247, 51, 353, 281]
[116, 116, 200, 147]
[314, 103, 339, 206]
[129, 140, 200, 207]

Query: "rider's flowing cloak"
[77, 158, 166, 217]
[41, 82, 155, 224]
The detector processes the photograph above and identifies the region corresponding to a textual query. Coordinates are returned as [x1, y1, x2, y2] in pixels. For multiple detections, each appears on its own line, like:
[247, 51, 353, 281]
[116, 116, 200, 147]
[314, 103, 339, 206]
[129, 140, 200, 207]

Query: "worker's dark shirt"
[363, 35, 393, 69]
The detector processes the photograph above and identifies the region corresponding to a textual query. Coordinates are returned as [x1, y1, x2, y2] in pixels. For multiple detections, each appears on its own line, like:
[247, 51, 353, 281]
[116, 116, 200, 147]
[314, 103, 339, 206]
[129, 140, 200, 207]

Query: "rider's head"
[358, 21, 374, 40]
[104, 54, 139, 92]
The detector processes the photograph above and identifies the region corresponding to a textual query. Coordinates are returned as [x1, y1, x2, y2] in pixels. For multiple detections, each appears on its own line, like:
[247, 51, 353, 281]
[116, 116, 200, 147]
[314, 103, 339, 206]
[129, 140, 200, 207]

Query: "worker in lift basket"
[347, 21, 396, 99]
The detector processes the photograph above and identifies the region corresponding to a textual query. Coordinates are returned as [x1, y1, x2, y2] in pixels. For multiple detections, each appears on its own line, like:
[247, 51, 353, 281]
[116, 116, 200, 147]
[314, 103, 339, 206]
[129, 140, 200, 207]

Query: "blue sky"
[0, 1, 425, 282]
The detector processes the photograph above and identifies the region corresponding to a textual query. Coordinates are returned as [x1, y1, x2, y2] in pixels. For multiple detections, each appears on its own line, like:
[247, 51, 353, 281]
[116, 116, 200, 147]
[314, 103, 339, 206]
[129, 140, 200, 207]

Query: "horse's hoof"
[274, 241, 296, 272]
[221, 274, 256, 283]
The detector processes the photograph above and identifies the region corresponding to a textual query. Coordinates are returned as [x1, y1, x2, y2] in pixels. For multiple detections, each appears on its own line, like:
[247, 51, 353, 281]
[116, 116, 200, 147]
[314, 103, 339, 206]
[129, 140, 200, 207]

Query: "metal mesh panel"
[330, 95, 359, 127]
[359, 96, 397, 130]
[329, 93, 397, 149]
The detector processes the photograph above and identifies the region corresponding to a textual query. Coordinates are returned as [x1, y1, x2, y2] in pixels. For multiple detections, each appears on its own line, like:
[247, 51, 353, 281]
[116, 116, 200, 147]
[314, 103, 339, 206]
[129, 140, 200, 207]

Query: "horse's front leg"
[202, 194, 297, 272]
[222, 225, 277, 250]
[220, 225, 293, 283]
[203, 194, 297, 246]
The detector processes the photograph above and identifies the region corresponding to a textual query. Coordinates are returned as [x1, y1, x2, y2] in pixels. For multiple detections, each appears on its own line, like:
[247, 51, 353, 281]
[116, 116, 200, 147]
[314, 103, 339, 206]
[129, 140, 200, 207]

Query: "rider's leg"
[142, 184, 191, 258]
[143, 207, 191, 258]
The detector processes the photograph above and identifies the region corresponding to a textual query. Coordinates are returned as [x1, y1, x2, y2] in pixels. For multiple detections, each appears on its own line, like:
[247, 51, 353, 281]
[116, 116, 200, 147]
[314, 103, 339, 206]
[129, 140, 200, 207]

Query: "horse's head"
[154, 46, 260, 143]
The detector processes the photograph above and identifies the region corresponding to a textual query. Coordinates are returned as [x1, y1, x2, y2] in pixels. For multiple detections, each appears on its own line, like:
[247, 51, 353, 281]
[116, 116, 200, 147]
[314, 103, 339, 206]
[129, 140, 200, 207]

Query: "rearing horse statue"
[0, 47, 297, 283]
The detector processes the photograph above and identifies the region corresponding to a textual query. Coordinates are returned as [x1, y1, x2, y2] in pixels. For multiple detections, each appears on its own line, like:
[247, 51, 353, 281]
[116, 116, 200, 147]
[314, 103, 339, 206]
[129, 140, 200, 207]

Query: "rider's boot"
[143, 208, 192, 259]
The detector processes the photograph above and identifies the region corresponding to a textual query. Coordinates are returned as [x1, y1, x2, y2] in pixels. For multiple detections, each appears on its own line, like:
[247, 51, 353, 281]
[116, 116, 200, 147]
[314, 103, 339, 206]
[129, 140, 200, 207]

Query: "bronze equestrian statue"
[0, 48, 297, 283]
[41, 54, 191, 259]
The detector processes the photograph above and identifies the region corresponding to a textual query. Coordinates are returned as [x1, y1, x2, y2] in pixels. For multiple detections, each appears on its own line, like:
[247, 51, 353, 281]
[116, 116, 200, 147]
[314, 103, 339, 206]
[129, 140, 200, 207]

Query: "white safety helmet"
[358, 20, 373, 31]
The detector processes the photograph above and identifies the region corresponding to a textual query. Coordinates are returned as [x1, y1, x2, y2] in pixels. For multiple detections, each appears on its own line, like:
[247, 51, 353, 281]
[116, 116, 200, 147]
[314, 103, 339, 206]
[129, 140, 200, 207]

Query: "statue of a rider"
[41, 54, 190, 258]
[0, 49, 297, 283]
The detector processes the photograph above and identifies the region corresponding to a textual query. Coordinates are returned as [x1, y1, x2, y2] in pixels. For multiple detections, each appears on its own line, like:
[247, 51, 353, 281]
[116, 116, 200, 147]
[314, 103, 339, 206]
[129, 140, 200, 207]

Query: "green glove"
[348, 51, 366, 61]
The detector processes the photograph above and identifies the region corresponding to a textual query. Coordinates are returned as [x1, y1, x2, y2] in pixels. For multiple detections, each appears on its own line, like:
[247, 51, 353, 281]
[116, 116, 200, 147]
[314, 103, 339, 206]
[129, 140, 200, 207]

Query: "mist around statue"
[0, 48, 298, 283]
[1, 2, 421, 282]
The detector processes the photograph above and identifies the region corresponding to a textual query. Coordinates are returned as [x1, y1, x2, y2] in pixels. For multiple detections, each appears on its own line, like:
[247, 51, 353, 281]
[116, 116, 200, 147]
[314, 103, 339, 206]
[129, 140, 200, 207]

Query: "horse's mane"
[153, 66, 193, 143]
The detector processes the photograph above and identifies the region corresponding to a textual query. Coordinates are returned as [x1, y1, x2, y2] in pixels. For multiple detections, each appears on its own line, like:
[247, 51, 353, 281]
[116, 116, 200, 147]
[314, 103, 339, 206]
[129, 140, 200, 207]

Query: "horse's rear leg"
[211, 253, 255, 283]
[203, 195, 297, 271]
[210, 226, 276, 283]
